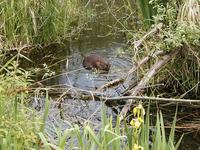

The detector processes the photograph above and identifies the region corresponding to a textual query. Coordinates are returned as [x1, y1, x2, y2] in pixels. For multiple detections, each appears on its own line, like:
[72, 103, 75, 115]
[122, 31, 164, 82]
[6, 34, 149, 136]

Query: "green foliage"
[0, 56, 42, 149]
[151, 108, 183, 150]
[151, 0, 200, 50]
[0, 0, 93, 48]
[163, 24, 200, 50]
[39, 104, 182, 150]
[148, 0, 200, 96]
[136, 0, 155, 28]
[128, 0, 200, 49]
[136, 0, 169, 28]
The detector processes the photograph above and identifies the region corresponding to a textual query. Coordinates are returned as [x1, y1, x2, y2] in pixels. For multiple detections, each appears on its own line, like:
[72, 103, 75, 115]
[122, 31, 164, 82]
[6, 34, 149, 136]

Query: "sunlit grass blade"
[84, 125, 101, 148]
[40, 90, 50, 132]
[160, 112, 166, 147]
[38, 132, 51, 150]
[140, 103, 149, 150]
[124, 118, 133, 150]
[58, 128, 74, 149]
[0, 55, 17, 72]
[168, 105, 178, 145]
[74, 124, 84, 149]
[175, 134, 184, 150]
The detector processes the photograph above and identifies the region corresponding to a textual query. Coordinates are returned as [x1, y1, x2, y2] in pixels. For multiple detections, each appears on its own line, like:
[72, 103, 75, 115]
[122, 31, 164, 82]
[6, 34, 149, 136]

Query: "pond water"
[24, 1, 200, 149]
[19, 1, 136, 144]
[29, 37, 200, 149]
[28, 31, 135, 145]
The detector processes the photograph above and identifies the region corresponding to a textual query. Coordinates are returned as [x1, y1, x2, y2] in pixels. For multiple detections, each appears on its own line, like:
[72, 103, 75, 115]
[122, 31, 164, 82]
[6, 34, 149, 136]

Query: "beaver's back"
[83, 53, 110, 71]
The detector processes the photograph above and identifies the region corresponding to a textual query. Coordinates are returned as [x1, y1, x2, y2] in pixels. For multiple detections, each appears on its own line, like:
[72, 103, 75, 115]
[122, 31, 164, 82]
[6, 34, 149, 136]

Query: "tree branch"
[119, 48, 181, 121]
[103, 95, 200, 103]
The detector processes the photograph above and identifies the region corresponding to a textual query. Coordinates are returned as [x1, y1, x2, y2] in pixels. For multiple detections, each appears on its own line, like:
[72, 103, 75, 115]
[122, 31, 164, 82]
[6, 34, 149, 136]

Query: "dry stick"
[133, 23, 163, 49]
[103, 95, 200, 103]
[121, 51, 164, 94]
[119, 48, 181, 121]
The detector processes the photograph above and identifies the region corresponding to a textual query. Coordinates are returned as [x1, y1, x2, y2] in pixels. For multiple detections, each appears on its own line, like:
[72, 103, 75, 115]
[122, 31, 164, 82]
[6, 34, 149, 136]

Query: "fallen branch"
[119, 48, 181, 121]
[103, 95, 200, 103]
[133, 23, 163, 49]
[46, 87, 103, 101]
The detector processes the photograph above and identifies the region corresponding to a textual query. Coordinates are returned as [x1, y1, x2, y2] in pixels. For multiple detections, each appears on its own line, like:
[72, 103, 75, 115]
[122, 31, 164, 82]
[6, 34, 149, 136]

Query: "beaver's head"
[83, 53, 111, 72]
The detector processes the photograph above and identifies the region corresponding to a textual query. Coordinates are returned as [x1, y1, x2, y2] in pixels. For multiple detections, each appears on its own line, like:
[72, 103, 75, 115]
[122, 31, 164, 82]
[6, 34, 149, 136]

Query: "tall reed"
[0, 0, 92, 49]
[135, 0, 168, 28]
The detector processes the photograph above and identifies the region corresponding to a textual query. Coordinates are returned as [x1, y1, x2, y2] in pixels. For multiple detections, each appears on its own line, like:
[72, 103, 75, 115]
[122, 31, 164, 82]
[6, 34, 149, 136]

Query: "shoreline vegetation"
[0, 0, 93, 49]
[0, 0, 200, 149]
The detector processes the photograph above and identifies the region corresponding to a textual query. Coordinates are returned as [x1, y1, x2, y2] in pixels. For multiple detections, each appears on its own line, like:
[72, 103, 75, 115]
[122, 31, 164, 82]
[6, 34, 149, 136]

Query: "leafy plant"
[0, 56, 42, 149]
[39, 103, 182, 150]
[136, 0, 169, 28]
[0, 0, 93, 49]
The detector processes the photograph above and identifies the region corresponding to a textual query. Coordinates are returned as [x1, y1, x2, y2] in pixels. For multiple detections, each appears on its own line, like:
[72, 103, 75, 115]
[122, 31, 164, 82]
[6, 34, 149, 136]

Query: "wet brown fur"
[82, 53, 110, 72]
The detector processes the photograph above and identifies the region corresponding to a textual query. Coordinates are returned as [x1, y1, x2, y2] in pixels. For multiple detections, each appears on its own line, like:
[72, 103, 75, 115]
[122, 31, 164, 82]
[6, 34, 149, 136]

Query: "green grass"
[39, 104, 183, 150]
[0, 0, 92, 49]
[136, 0, 169, 28]
[141, 106, 183, 150]
[0, 1, 190, 149]
[0, 56, 41, 149]
[0, 55, 183, 149]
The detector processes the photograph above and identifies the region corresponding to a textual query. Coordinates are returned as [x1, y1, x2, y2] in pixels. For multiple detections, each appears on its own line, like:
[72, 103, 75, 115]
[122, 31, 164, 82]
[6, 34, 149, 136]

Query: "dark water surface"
[29, 34, 135, 147]
[25, 1, 200, 149]
[26, 15, 135, 145]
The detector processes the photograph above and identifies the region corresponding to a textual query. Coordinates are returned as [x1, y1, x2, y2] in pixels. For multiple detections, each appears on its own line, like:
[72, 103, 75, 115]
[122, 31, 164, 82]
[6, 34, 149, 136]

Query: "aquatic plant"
[120, 0, 200, 98]
[39, 103, 182, 150]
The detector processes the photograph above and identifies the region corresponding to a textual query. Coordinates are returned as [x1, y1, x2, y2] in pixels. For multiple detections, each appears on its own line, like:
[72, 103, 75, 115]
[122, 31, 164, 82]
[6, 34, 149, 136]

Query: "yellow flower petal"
[130, 119, 135, 126]
[132, 144, 144, 150]
[133, 107, 137, 116]
[134, 120, 141, 128]
[137, 104, 143, 109]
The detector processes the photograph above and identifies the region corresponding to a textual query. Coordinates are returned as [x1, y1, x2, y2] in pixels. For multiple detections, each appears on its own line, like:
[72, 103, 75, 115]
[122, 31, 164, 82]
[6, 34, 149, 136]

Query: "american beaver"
[82, 53, 110, 72]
